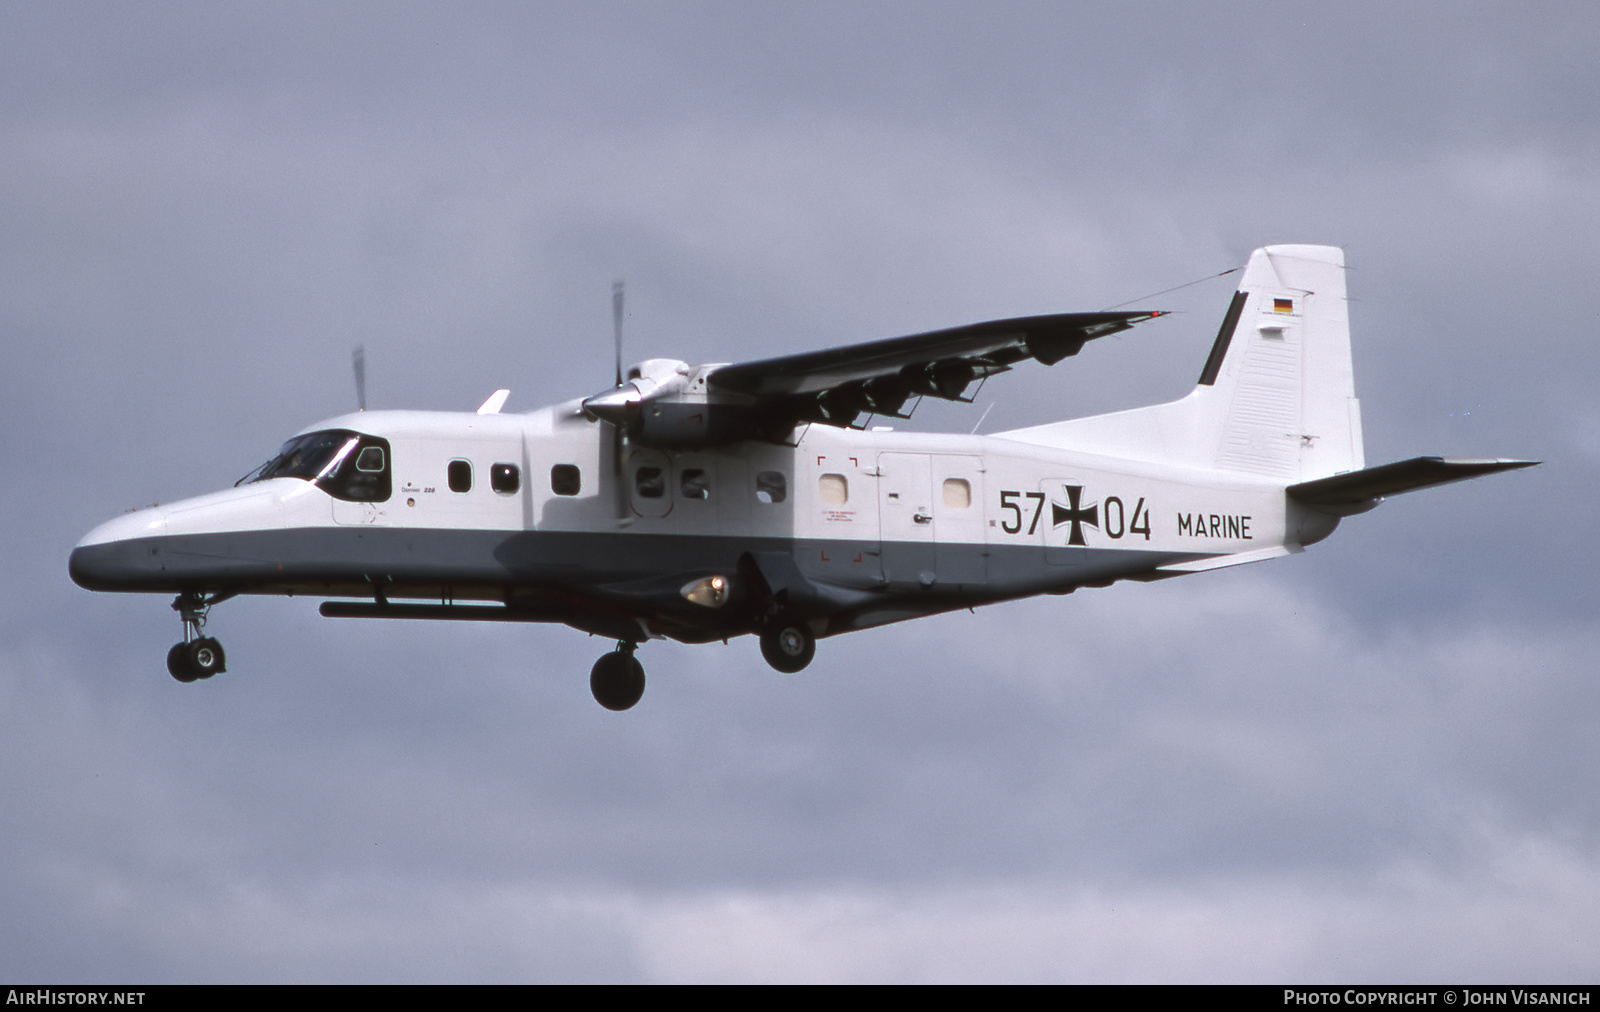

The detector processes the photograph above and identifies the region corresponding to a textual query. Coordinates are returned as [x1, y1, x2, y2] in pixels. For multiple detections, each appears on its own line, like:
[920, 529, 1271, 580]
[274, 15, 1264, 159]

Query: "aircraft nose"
[69, 508, 169, 591]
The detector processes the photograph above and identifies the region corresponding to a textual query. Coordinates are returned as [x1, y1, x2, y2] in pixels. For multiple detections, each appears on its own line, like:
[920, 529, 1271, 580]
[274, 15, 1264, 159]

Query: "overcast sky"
[3, 1, 1597, 983]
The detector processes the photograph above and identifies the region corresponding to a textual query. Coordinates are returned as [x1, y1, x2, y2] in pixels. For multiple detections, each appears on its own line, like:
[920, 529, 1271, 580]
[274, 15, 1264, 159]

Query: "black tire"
[167, 642, 200, 683]
[186, 637, 226, 679]
[590, 650, 646, 711]
[760, 621, 815, 673]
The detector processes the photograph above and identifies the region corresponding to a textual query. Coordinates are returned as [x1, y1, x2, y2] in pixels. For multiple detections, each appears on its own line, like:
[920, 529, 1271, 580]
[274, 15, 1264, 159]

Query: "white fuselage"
[72, 397, 1320, 643]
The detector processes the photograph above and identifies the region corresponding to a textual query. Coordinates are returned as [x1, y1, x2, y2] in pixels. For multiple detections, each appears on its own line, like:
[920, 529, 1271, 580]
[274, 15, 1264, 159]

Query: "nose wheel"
[167, 592, 229, 683]
[590, 642, 646, 711]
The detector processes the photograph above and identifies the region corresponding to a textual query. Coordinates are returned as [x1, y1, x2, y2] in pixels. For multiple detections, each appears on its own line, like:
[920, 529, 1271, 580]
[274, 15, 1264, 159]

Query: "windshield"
[239, 429, 391, 502]
[245, 431, 359, 484]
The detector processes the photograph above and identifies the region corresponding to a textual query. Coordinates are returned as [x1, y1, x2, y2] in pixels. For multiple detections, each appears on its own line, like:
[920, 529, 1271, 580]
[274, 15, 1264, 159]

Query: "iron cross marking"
[1051, 485, 1099, 546]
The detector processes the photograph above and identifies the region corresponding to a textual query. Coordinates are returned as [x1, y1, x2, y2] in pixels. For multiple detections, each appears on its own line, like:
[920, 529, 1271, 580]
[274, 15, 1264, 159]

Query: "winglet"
[476, 389, 511, 415]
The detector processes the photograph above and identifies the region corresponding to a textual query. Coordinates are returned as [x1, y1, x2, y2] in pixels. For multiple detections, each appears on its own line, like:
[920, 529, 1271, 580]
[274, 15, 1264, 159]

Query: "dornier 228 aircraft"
[70, 245, 1535, 710]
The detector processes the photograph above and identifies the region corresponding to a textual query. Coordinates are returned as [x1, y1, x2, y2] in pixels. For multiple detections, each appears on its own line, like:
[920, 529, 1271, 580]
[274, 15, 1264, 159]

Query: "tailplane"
[1287, 456, 1538, 515]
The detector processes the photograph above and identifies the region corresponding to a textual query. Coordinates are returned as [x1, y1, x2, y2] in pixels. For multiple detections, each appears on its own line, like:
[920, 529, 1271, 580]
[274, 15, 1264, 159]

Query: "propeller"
[609, 281, 629, 519]
[583, 282, 686, 521]
[352, 345, 367, 412]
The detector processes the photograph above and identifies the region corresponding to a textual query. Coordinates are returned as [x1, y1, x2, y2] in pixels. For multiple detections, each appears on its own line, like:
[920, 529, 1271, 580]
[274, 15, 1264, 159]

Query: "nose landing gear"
[590, 642, 646, 711]
[167, 592, 229, 683]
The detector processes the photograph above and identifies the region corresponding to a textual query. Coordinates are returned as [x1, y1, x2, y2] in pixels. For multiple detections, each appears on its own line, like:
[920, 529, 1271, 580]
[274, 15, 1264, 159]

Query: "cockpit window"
[243, 429, 392, 503]
[243, 431, 354, 484]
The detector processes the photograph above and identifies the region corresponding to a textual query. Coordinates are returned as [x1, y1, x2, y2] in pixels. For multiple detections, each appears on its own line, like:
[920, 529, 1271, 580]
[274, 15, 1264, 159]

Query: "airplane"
[69, 245, 1536, 711]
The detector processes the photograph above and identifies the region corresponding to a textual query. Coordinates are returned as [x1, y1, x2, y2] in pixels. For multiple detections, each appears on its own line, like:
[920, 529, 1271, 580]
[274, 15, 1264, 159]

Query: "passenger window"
[448, 460, 472, 493]
[636, 466, 666, 499]
[681, 468, 710, 500]
[942, 478, 971, 509]
[819, 473, 848, 506]
[355, 446, 385, 472]
[491, 463, 520, 494]
[550, 464, 581, 496]
[755, 471, 787, 505]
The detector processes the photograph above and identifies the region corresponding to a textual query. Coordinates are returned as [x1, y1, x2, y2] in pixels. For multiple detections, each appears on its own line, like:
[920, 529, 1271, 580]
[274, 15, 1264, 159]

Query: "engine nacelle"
[634, 399, 771, 447]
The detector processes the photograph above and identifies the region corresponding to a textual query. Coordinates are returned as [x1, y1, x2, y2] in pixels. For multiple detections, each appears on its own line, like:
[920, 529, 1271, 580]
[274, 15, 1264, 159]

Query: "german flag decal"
[1273, 297, 1294, 314]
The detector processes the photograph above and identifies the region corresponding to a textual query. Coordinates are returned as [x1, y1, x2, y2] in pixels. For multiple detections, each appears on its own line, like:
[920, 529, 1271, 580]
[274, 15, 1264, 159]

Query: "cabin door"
[877, 453, 987, 589]
[877, 453, 934, 588]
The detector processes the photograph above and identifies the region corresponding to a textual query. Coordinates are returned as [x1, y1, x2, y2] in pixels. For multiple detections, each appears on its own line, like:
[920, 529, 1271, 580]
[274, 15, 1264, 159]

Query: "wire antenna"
[1102, 266, 1237, 311]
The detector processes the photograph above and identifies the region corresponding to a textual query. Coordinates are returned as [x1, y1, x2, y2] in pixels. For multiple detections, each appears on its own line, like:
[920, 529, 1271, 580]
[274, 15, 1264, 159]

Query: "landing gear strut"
[167, 592, 227, 683]
[590, 642, 645, 711]
[760, 618, 815, 673]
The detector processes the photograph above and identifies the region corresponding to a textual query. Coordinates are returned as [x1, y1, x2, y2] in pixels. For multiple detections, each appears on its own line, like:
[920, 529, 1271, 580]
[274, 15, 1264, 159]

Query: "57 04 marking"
[997, 489, 1151, 542]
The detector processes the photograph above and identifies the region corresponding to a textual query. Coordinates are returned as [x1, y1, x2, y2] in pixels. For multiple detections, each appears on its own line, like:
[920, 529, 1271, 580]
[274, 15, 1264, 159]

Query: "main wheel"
[186, 637, 226, 679]
[590, 650, 646, 711]
[167, 642, 200, 683]
[760, 620, 815, 673]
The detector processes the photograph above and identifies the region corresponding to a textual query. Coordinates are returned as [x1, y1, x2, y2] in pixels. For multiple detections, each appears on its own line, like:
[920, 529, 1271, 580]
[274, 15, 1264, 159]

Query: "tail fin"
[999, 244, 1365, 483]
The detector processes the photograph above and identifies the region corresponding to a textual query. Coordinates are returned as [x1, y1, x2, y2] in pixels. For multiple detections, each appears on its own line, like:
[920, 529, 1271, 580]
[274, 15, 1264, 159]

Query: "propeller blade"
[613, 422, 629, 520]
[612, 280, 625, 387]
[352, 345, 367, 412]
[609, 280, 630, 520]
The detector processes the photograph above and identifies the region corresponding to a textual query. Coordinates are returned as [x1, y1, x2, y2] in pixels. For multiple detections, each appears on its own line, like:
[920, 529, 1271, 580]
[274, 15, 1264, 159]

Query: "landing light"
[681, 575, 729, 608]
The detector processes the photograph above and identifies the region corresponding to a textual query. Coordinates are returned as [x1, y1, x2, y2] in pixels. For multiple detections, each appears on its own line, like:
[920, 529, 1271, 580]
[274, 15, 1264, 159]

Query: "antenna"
[352, 345, 367, 411]
[969, 401, 995, 434]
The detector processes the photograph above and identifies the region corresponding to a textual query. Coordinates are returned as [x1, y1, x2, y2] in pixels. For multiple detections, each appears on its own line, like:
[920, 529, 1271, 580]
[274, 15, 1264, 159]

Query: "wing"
[705, 310, 1163, 426]
[582, 309, 1165, 447]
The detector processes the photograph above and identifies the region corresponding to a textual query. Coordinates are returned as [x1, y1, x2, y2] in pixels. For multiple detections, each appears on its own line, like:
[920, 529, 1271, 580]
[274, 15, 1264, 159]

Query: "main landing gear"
[586, 619, 817, 711]
[167, 592, 228, 683]
[590, 642, 646, 711]
[760, 618, 815, 674]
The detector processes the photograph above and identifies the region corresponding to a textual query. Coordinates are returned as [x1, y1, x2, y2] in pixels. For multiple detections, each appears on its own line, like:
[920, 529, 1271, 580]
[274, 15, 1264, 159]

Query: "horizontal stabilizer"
[1287, 456, 1538, 515]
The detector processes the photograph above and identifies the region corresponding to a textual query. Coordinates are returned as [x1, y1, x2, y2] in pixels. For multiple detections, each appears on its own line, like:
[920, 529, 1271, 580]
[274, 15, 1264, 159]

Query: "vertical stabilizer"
[999, 244, 1364, 483]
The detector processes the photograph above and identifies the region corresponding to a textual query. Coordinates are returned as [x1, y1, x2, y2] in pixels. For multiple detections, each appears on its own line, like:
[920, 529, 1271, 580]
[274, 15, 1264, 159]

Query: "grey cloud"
[2, 1, 1593, 982]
